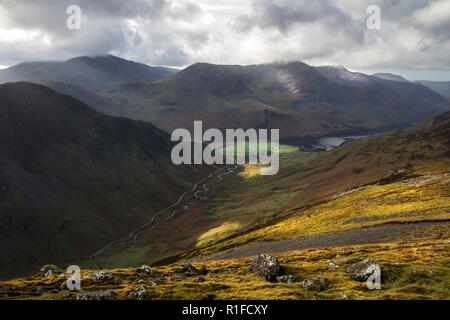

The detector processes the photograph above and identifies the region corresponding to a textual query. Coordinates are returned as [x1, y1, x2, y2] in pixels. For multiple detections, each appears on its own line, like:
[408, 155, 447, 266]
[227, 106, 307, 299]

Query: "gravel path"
[192, 220, 450, 262]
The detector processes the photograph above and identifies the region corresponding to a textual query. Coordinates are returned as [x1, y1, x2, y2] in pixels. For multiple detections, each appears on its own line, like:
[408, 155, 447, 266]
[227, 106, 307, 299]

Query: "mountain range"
[0, 55, 177, 91]
[1, 56, 448, 140]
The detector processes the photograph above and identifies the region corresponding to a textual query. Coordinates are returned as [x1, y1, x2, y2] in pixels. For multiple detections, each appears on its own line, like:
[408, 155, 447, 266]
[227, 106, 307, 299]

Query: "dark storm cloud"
[0, 0, 449, 71]
[0, 0, 202, 66]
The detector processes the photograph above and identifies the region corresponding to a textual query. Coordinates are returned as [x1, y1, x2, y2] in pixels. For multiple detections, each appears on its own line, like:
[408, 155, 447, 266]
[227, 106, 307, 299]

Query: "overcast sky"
[0, 0, 449, 80]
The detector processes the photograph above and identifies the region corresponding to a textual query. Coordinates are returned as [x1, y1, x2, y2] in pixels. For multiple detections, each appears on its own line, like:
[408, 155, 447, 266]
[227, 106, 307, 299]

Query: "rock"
[128, 285, 146, 300]
[178, 263, 200, 276]
[311, 276, 328, 285]
[302, 279, 321, 291]
[250, 254, 281, 282]
[39, 264, 58, 277]
[340, 294, 349, 300]
[73, 291, 114, 300]
[327, 262, 339, 270]
[346, 259, 380, 282]
[140, 265, 153, 274]
[149, 281, 157, 287]
[276, 275, 297, 284]
[86, 270, 115, 281]
[195, 275, 205, 283]
[45, 269, 55, 277]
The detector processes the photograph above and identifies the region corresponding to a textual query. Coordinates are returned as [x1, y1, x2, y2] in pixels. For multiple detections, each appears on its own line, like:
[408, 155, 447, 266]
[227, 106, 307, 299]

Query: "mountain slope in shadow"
[0, 82, 208, 280]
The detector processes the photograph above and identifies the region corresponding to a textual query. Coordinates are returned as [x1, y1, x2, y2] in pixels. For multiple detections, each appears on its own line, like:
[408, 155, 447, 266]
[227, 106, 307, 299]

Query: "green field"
[219, 141, 298, 157]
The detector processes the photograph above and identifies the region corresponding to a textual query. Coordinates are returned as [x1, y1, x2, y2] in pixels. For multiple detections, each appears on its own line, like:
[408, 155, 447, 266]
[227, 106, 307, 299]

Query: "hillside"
[84, 111, 450, 272]
[0, 110, 448, 300]
[90, 62, 448, 139]
[418, 81, 450, 101]
[161, 111, 450, 263]
[0, 55, 177, 90]
[0, 82, 211, 280]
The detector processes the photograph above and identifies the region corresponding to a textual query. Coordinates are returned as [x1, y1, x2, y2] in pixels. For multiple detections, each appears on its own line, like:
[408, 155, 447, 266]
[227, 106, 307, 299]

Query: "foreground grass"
[1, 239, 448, 300]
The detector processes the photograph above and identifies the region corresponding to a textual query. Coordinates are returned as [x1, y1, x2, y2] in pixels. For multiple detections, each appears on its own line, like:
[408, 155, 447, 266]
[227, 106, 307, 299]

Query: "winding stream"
[89, 165, 238, 260]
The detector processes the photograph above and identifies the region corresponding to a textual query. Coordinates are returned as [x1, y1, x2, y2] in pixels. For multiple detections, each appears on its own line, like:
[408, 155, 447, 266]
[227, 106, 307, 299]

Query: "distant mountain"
[0, 55, 177, 90]
[87, 62, 449, 139]
[372, 73, 409, 82]
[0, 82, 208, 280]
[417, 80, 450, 101]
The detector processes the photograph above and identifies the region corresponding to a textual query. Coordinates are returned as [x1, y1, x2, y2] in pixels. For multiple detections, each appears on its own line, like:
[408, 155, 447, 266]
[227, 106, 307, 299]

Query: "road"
[89, 165, 238, 260]
[188, 220, 450, 262]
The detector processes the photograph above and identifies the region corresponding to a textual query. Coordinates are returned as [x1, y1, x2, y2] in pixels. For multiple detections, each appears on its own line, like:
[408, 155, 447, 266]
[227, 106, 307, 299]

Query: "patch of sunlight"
[196, 221, 241, 248]
[238, 164, 261, 179]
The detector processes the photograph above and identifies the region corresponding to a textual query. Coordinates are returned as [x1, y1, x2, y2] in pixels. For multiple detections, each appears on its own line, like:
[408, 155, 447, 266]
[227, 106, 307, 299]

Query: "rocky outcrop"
[347, 259, 380, 282]
[302, 276, 327, 291]
[178, 263, 207, 276]
[140, 265, 153, 275]
[128, 285, 146, 300]
[38, 265, 59, 277]
[250, 254, 281, 282]
[86, 270, 115, 281]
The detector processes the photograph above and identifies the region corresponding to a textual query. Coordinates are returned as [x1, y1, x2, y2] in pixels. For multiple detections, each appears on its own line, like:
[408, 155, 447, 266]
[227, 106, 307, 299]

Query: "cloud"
[0, 0, 448, 72]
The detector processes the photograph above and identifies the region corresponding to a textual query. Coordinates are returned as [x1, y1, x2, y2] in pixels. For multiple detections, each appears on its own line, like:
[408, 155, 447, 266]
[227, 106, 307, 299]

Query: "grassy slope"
[1, 237, 449, 300]
[85, 112, 449, 273]
[1, 112, 448, 299]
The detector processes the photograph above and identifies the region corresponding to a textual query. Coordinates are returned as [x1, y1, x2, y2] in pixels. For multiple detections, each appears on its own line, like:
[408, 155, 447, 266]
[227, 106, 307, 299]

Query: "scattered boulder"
[140, 265, 153, 275]
[250, 254, 281, 282]
[302, 279, 322, 291]
[178, 263, 199, 276]
[327, 262, 339, 270]
[39, 265, 59, 277]
[311, 276, 327, 285]
[340, 294, 349, 300]
[276, 275, 297, 284]
[347, 259, 380, 282]
[302, 276, 327, 291]
[86, 270, 115, 281]
[128, 285, 147, 300]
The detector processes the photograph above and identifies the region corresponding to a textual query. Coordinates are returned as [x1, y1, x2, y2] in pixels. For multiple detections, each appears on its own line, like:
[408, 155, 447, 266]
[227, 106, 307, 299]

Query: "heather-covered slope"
[0, 82, 208, 280]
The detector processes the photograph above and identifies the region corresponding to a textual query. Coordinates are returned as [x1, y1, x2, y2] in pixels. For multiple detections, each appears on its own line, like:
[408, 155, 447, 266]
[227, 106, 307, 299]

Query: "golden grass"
[1, 239, 449, 300]
[185, 162, 450, 257]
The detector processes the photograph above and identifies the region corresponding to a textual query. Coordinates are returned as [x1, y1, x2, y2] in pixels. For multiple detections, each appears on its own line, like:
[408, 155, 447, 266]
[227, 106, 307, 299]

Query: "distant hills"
[0, 55, 177, 90]
[417, 80, 450, 101]
[0, 56, 448, 140]
[92, 61, 448, 139]
[0, 82, 208, 280]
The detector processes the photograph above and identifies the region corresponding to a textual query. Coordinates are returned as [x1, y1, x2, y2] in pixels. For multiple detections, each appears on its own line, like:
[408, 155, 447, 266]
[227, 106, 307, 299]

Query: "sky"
[0, 0, 449, 80]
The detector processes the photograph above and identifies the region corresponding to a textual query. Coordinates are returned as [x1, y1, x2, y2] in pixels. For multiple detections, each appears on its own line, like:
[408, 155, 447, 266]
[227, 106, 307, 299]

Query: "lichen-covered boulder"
[39, 264, 59, 277]
[302, 279, 322, 291]
[250, 254, 281, 282]
[347, 259, 380, 282]
[86, 270, 115, 281]
[140, 265, 153, 275]
[128, 285, 146, 300]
